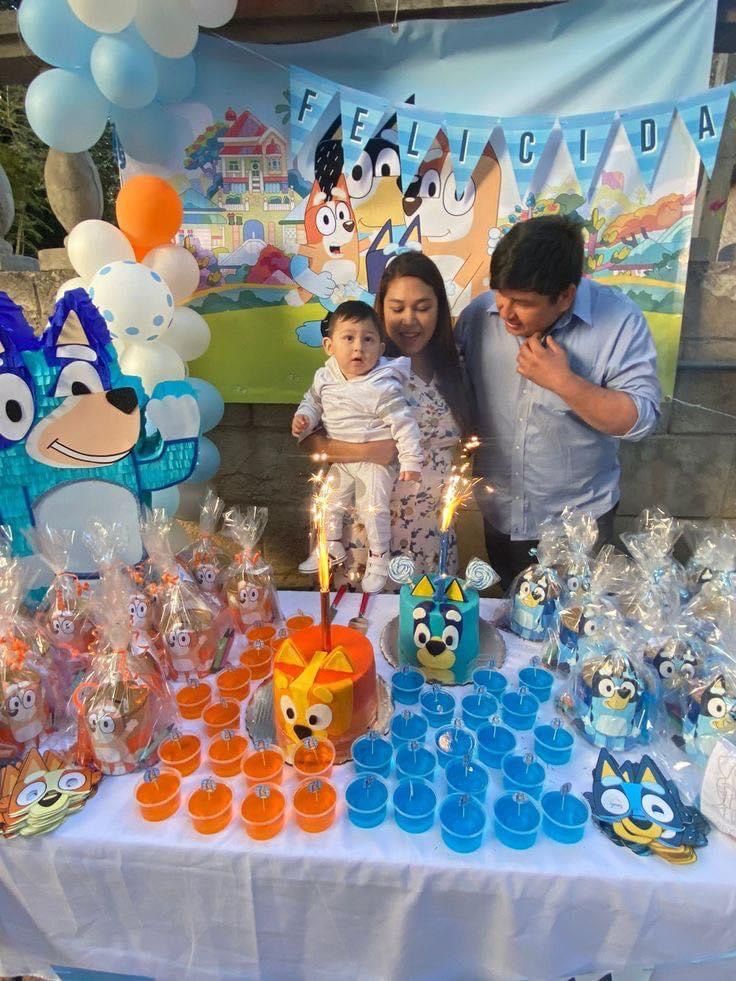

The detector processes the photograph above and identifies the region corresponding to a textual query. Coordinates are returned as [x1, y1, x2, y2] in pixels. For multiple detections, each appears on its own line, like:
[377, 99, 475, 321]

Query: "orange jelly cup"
[216, 665, 251, 702]
[158, 733, 202, 776]
[207, 731, 248, 778]
[187, 779, 233, 835]
[134, 768, 181, 822]
[176, 680, 212, 720]
[239, 644, 273, 681]
[293, 778, 337, 833]
[286, 613, 314, 636]
[246, 624, 278, 646]
[293, 737, 335, 780]
[202, 698, 241, 736]
[241, 783, 287, 840]
[242, 744, 284, 787]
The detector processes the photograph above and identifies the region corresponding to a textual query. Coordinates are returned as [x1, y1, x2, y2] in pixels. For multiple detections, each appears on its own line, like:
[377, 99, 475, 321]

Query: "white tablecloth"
[2, 593, 736, 981]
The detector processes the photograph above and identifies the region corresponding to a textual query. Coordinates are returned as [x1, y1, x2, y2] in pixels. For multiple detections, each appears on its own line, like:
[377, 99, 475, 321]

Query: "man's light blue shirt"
[455, 278, 661, 540]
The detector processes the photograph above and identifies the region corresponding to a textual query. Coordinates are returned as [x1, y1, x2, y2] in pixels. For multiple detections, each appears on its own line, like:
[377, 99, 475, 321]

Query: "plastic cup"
[476, 719, 516, 768]
[293, 737, 335, 780]
[352, 732, 393, 778]
[175, 680, 212, 720]
[207, 731, 248, 778]
[390, 710, 428, 749]
[502, 753, 546, 799]
[286, 613, 314, 635]
[541, 789, 590, 844]
[135, 767, 181, 822]
[472, 668, 507, 698]
[419, 688, 456, 728]
[158, 732, 201, 776]
[187, 779, 233, 835]
[392, 778, 436, 834]
[239, 642, 273, 681]
[391, 667, 424, 706]
[445, 756, 489, 803]
[247, 624, 278, 646]
[242, 743, 284, 787]
[534, 723, 574, 766]
[216, 666, 251, 702]
[202, 698, 241, 736]
[440, 793, 487, 853]
[501, 689, 540, 731]
[434, 722, 476, 769]
[518, 665, 554, 704]
[241, 783, 286, 840]
[461, 688, 498, 730]
[345, 775, 389, 829]
[293, 778, 337, 833]
[395, 741, 436, 782]
[494, 791, 542, 849]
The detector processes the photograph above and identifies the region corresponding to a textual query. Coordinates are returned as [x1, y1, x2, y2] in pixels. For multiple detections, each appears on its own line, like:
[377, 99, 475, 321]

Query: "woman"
[303, 252, 469, 583]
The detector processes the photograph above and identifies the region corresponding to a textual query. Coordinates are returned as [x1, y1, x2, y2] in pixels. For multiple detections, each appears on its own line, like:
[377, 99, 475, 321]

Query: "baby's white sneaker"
[361, 552, 388, 593]
[298, 541, 347, 574]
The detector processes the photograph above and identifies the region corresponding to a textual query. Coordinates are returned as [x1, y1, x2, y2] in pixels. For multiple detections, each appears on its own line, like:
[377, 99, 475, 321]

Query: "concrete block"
[210, 427, 311, 507]
[37, 248, 73, 271]
[219, 404, 253, 428]
[682, 260, 736, 347]
[720, 460, 736, 519]
[0, 271, 42, 324]
[251, 403, 298, 430]
[669, 369, 736, 434]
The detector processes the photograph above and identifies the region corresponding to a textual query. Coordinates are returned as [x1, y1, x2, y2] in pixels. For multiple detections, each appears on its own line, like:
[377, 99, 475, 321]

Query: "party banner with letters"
[121, 0, 721, 401]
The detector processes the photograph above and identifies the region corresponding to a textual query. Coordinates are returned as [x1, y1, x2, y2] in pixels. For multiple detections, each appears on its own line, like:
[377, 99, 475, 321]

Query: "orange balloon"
[116, 175, 183, 258]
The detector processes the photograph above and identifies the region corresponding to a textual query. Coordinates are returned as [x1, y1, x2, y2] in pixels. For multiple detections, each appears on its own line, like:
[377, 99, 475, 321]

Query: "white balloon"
[67, 220, 135, 281]
[189, 0, 237, 28]
[143, 245, 200, 305]
[157, 306, 211, 362]
[120, 341, 185, 396]
[54, 276, 87, 302]
[88, 259, 174, 343]
[68, 0, 137, 33]
[135, 1, 198, 58]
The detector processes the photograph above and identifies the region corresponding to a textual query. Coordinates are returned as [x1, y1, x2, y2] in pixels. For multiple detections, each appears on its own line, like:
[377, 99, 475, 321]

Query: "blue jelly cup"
[502, 753, 546, 799]
[391, 667, 425, 706]
[501, 689, 540, 731]
[440, 793, 487, 853]
[345, 775, 389, 829]
[461, 688, 498, 731]
[541, 789, 590, 844]
[518, 666, 554, 704]
[472, 668, 507, 698]
[390, 710, 428, 750]
[395, 741, 436, 782]
[393, 778, 436, 834]
[476, 719, 517, 768]
[445, 756, 490, 803]
[494, 791, 542, 849]
[419, 688, 456, 728]
[435, 722, 476, 768]
[352, 732, 393, 778]
[534, 723, 574, 766]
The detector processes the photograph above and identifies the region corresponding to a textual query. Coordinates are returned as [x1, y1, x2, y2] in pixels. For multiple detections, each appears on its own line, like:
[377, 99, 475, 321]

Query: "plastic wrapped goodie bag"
[683, 522, 736, 598]
[555, 506, 600, 596]
[177, 489, 228, 610]
[508, 521, 567, 642]
[223, 506, 283, 634]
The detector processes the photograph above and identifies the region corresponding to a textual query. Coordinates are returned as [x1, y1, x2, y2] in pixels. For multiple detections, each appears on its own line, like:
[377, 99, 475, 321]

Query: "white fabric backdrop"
[2, 594, 736, 981]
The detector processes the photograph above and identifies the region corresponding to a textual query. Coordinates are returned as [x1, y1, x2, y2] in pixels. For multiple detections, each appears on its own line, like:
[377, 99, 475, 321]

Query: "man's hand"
[399, 470, 421, 482]
[517, 334, 573, 394]
[292, 414, 310, 437]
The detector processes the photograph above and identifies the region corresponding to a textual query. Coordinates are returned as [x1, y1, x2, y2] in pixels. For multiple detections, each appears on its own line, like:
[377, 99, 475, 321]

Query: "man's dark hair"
[490, 215, 584, 298]
[322, 300, 382, 338]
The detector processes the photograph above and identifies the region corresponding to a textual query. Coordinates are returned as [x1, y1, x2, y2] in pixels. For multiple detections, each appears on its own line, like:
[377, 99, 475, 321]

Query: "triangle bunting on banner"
[619, 100, 676, 190]
[558, 110, 616, 199]
[395, 105, 445, 189]
[442, 111, 498, 197]
[500, 116, 556, 204]
[339, 85, 392, 177]
[676, 83, 733, 179]
[289, 67, 338, 171]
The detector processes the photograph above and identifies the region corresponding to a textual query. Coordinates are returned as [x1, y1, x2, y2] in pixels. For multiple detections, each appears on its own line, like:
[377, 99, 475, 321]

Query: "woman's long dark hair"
[375, 252, 471, 436]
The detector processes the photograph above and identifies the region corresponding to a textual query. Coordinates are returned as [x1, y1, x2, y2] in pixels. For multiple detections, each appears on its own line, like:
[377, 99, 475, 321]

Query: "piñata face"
[398, 575, 479, 684]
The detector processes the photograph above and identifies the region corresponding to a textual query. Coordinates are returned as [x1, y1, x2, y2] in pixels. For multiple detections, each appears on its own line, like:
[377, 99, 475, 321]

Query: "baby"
[292, 300, 422, 593]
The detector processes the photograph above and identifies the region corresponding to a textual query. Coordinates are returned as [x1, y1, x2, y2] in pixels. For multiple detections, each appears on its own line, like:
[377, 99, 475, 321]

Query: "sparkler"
[437, 440, 482, 578]
[311, 470, 333, 649]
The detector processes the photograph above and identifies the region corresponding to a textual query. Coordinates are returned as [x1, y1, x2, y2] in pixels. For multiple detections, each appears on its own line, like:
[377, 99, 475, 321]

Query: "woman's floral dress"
[336, 373, 462, 589]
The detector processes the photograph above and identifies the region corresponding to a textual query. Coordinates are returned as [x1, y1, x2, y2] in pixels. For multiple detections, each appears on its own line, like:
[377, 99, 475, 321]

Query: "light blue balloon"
[188, 377, 225, 433]
[155, 53, 196, 104]
[26, 69, 110, 152]
[151, 486, 181, 516]
[19, 0, 97, 69]
[110, 102, 182, 167]
[91, 28, 158, 110]
[185, 436, 220, 484]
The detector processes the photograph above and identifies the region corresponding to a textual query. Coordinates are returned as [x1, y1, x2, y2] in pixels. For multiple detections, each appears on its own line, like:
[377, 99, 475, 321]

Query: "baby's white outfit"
[297, 356, 422, 565]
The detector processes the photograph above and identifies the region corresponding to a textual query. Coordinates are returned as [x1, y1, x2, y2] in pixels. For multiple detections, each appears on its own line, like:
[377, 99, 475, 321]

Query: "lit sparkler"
[311, 469, 333, 648]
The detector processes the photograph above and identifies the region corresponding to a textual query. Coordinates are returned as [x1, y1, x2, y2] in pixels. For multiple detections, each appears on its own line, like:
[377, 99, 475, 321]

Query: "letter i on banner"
[620, 100, 676, 190]
[558, 111, 616, 199]
[290, 67, 338, 173]
[501, 116, 555, 204]
[395, 105, 445, 190]
[443, 111, 499, 197]
[339, 85, 391, 177]
[677, 83, 734, 178]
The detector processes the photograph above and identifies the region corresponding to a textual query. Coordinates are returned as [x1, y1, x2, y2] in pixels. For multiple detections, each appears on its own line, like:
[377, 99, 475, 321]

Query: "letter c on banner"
[298, 88, 317, 124]
[520, 131, 535, 165]
[350, 107, 369, 143]
[640, 118, 656, 154]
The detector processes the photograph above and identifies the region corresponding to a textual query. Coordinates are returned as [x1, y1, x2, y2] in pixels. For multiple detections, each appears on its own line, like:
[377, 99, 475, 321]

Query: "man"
[455, 214, 661, 589]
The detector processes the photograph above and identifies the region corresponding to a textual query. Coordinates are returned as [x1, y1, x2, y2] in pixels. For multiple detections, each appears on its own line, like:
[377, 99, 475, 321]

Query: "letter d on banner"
[620, 101, 675, 190]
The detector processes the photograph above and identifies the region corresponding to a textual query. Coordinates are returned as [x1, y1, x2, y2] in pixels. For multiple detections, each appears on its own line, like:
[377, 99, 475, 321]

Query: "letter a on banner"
[677, 83, 733, 178]
[501, 116, 556, 203]
[620, 101, 675, 190]
[396, 105, 444, 188]
[290, 67, 338, 170]
[443, 111, 498, 197]
[558, 110, 615, 199]
[339, 85, 391, 176]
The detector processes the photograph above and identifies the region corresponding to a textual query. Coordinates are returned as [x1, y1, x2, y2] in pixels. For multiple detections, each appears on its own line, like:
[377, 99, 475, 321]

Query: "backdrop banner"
[120, 0, 720, 402]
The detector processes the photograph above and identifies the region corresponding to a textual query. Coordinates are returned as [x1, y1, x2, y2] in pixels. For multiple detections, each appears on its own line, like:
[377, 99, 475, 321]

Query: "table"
[2, 593, 736, 981]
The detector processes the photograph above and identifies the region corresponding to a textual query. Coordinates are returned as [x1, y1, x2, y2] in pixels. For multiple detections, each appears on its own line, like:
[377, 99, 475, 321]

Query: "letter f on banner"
[290, 67, 338, 172]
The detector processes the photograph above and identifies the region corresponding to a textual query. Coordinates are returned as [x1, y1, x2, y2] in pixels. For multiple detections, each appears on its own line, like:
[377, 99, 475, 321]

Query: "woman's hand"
[300, 433, 398, 465]
[399, 470, 421, 483]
